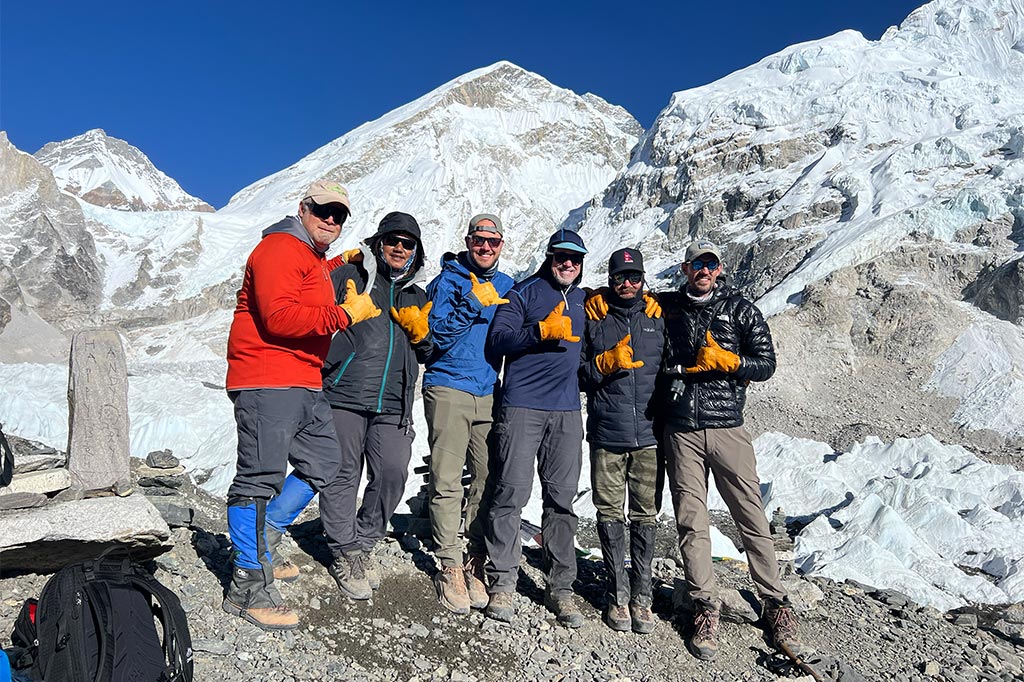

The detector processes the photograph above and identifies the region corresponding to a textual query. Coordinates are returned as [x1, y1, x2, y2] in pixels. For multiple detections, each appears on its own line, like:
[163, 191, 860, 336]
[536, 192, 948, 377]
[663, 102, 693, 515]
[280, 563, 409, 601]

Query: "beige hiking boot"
[222, 566, 299, 631]
[463, 555, 488, 610]
[434, 565, 471, 614]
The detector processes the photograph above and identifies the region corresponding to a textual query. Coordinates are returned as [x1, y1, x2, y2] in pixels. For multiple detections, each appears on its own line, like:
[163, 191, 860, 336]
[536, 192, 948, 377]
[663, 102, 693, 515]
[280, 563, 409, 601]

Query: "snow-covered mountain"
[35, 129, 214, 213]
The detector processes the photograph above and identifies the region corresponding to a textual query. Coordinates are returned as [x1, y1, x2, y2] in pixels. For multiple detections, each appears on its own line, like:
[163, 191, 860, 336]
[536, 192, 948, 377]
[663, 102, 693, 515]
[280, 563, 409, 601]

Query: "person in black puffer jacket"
[658, 239, 800, 662]
[318, 211, 433, 601]
[578, 248, 664, 635]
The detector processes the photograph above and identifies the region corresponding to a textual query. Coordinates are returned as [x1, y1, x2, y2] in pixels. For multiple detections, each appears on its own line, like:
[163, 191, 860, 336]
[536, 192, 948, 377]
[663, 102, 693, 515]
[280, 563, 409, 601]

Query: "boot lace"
[693, 609, 719, 642]
[348, 553, 367, 580]
[769, 605, 798, 642]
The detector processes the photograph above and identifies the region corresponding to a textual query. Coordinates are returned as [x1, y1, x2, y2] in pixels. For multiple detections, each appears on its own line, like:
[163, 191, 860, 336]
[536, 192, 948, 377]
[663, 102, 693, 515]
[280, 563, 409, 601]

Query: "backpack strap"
[126, 573, 193, 682]
[81, 580, 116, 682]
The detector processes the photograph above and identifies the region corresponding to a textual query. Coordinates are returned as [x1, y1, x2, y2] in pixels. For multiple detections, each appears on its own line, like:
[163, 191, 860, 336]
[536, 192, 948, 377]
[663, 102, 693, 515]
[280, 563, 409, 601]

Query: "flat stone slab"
[0, 493, 172, 575]
[13, 452, 66, 474]
[0, 468, 71, 496]
[0, 492, 47, 511]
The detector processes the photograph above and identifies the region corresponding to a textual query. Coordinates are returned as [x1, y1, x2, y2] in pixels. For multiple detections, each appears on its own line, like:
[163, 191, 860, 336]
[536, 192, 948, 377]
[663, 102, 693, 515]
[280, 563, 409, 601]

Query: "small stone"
[922, 661, 940, 676]
[146, 449, 180, 469]
[309, 597, 321, 610]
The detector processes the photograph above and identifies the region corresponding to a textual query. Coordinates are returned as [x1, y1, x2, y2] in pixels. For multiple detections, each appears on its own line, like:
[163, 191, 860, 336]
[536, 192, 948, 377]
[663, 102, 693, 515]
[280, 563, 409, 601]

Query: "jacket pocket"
[329, 351, 356, 387]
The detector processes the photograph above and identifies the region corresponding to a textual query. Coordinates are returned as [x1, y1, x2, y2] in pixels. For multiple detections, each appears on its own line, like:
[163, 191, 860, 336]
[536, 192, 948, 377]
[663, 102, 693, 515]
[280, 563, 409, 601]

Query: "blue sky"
[2, 1, 924, 208]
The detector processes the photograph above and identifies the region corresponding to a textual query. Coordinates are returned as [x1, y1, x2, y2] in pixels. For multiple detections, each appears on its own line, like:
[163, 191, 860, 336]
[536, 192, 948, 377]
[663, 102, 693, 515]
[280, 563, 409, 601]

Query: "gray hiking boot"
[485, 591, 514, 622]
[364, 549, 381, 590]
[328, 551, 372, 600]
[629, 601, 656, 634]
[222, 566, 298, 631]
[688, 606, 720, 661]
[604, 603, 631, 632]
[544, 591, 584, 629]
[265, 525, 299, 583]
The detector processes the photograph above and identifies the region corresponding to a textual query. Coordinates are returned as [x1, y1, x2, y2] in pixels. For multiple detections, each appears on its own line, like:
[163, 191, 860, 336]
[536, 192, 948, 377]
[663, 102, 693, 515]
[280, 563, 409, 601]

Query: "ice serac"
[568, 0, 1024, 448]
[35, 129, 214, 213]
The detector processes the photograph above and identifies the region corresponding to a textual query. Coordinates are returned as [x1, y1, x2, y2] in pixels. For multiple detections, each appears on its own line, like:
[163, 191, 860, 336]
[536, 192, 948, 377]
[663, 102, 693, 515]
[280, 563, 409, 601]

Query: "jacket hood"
[262, 216, 324, 253]
[364, 211, 425, 276]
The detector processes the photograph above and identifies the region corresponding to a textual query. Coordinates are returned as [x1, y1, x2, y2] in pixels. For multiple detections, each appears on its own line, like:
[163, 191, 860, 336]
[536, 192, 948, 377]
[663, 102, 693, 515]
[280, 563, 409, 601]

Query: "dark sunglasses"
[309, 201, 349, 225]
[611, 272, 643, 285]
[690, 258, 720, 272]
[551, 250, 584, 265]
[382, 234, 417, 250]
[469, 235, 503, 248]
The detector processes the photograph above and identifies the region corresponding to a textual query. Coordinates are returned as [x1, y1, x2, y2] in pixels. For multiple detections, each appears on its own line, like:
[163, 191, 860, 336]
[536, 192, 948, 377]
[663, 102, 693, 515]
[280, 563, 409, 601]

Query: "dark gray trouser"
[664, 425, 786, 609]
[424, 386, 494, 568]
[319, 408, 413, 556]
[590, 446, 659, 525]
[227, 388, 342, 500]
[485, 406, 583, 598]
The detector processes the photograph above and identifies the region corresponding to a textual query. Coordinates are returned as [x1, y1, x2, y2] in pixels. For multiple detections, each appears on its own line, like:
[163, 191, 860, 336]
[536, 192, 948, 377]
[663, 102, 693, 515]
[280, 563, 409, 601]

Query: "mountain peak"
[35, 130, 214, 213]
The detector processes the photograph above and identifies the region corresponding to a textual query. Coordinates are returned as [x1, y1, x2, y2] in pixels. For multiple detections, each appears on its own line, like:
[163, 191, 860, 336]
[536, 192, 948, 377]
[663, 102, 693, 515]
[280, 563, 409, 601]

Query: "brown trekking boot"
[629, 602, 656, 634]
[764, 600, 801, 650]
[543, 590, 584, 629]
[463, 555, 488, 610]
[222, 566, 299, 631]
[688, 606, 720, 661]
[604, 604, 631, 632]
[435, 565, 471, 614]
[485, 591, 514, 622]
[265, 526, 300, 582]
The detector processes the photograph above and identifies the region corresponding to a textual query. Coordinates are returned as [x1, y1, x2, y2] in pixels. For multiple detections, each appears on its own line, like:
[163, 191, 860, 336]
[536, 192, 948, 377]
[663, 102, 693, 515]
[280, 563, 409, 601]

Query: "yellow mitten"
[584, 288, 610, 321]
[468, 273, 509, 308]
[339, 280, 381, 325]
[390, 301, 432, 344]
[595, 334, 645, 376]
[538, 302, 580, 343]
[684, 332, 740, 374]
[643, 292, 662, 319]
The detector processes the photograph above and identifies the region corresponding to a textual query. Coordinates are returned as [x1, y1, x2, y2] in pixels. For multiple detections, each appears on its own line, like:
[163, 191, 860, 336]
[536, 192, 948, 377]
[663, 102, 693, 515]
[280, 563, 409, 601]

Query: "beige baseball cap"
[303, 180, 351, 212]
[684, 239, 722, 263]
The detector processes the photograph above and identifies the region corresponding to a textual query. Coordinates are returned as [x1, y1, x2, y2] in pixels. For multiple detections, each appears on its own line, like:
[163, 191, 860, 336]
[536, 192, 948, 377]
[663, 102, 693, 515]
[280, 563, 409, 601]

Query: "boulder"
[0, 468, 71, 496]
[146, 449, 180, 469]
[0, 493, 172, 575]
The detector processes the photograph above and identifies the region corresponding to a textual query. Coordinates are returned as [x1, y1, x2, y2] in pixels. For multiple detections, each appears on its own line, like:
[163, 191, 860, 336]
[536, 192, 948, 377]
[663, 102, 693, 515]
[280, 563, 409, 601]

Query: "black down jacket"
[579, 292, 665, 450]
[321, 241, 432, 426]
[658, 285, 775, 431]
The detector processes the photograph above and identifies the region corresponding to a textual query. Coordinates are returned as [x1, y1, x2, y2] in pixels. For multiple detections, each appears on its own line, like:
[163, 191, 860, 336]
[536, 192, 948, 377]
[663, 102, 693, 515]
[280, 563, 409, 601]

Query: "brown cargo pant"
[664, 425, 786, 609]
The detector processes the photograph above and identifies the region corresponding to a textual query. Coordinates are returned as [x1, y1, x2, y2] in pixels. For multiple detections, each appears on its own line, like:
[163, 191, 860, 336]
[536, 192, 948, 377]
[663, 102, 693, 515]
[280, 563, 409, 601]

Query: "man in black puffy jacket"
[579, 248, 664, 635]
[318, 212, 433, 601]
[660, 240, 799, 661]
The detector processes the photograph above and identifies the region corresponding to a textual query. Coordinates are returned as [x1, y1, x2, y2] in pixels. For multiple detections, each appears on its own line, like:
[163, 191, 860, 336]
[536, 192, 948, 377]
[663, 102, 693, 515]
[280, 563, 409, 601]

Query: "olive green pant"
[590, 446, 659, 525]
[424, 386, 493, 568]
[664, 425, 786, 609]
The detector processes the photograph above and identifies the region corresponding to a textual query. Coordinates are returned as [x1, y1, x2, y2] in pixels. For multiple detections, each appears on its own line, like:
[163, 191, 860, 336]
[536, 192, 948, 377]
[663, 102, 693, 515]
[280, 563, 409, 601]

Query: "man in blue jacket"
[484, 228, 588, 628]
[423, 213, 515, 615]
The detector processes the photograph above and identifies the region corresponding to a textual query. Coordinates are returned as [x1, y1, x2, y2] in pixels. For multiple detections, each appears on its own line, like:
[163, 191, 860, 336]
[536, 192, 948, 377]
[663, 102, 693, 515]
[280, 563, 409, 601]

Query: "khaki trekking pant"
[664, 425, 786, 609]
[424, 386, 494, 568]
[590, 446, 658, 525]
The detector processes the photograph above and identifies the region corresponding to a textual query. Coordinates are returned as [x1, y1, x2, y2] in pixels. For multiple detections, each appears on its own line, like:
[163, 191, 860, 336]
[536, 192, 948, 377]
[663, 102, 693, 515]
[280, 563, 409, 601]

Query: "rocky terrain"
[3, 437, 1024, 682]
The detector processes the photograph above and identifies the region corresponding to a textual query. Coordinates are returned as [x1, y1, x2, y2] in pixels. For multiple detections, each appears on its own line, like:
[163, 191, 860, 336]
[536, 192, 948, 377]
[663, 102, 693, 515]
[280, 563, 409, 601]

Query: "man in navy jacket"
[483, 228, 588, 628]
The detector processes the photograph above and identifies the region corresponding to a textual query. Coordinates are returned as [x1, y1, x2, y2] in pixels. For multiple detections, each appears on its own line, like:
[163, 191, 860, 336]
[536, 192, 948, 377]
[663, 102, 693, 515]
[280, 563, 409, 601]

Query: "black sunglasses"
[551, 250, 584, 265]
[469, 235, 503, 248]
[309, 201, 349, 225]
[690, 258, 720, 272]
[611, 272, 643, 285]
[382, 234, 417, 250]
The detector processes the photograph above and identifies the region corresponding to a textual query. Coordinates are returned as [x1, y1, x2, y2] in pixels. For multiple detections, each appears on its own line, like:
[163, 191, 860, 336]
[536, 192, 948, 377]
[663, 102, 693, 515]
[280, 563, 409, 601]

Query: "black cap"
[367, 211, 422, 243]
[608, 248, 644, 276]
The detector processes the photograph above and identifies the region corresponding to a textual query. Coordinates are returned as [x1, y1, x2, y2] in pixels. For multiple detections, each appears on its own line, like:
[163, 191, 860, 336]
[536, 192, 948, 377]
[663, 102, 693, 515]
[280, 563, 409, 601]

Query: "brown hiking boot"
[544, 591, 584, 629]
[764, 600, 801, 650]
[222, 566, 299, 631]
[265, 526, 300, 583]
[688, 607, 720, 661]
[435, 565, 471, 614]
[328, 551, 372, 600]
[629, 602, 656, 634]
[463, 555, 488, 610]
[485, 591, 514, 622]
[604, 604, 631, 632]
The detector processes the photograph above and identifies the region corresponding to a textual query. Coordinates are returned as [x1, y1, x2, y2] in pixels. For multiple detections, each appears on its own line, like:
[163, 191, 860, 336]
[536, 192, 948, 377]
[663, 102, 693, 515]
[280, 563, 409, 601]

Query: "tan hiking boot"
[485, 591, 514, 622]
[463, 556, 488, 610]
[435, 565, 471, 614]
[629, 602, 656, 634]
[688, 606, 720, 661]
[222, 566, 299, 631]
[764, 600, 801, 650]
[265, 526, 300, 583]
[605, 604, 631, 631]
[543, 591, 584, 629]
[364, 551, 381, 590]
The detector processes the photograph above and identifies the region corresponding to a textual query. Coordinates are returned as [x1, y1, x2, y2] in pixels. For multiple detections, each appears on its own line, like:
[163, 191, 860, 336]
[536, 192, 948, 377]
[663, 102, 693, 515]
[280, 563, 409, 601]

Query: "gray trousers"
[424, 386, 493, 568]
[664, 425, 786, 609]
[227, 388, 341, 501]
[485, 406, 583, 597]
[319, 408, 413, 556]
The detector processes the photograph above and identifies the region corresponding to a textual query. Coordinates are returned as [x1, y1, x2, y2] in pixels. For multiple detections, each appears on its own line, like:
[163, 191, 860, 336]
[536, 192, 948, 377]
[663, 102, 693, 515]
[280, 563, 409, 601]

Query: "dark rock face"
[966, 255, 1024, 325]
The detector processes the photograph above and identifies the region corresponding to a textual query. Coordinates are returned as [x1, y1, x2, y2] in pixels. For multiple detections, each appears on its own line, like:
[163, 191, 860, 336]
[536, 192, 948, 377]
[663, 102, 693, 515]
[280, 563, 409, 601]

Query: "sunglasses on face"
[611, 272, 643, 285]
[551, 251, 584, 265]
[690, 259, 720, 272]
[469, 235, 503, 248]
[309, 201, 349, 225]
[382, 234, 417, 250]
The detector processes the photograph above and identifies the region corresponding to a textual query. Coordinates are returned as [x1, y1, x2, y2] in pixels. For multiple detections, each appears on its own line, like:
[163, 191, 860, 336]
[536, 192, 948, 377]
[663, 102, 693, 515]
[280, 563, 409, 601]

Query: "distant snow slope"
[35, 129, 214, 212]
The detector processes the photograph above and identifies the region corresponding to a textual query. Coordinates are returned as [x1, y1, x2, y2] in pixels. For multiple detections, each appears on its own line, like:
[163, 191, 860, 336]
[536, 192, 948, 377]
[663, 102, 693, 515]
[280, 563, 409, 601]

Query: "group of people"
[222, 179, 800, 661]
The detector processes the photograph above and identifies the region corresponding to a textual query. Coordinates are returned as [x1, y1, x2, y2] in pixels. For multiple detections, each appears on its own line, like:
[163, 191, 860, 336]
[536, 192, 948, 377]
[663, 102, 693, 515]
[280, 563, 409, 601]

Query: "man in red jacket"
[222, 180, 379, 631]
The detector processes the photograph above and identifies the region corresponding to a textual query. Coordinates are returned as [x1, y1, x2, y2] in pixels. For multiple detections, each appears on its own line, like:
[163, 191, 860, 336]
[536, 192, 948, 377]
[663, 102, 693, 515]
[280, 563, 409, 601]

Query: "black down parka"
[579, 292, 665, 450]
[321, 218, 432, 426]
[658, 284, 775, 431]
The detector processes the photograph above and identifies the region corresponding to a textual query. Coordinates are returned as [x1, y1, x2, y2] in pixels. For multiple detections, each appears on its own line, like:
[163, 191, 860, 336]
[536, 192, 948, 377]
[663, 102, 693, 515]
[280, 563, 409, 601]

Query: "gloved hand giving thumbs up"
[339, 279, 381, 325]
[468, 273, 509, 308]
[684, 332, 740, 374]
[538, 302, 580, 343]
[595, 334, 645, 376]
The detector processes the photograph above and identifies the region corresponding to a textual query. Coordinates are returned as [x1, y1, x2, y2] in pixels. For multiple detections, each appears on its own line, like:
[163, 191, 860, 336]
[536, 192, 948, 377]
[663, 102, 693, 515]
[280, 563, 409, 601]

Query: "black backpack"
[9, 552, 193, 682]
